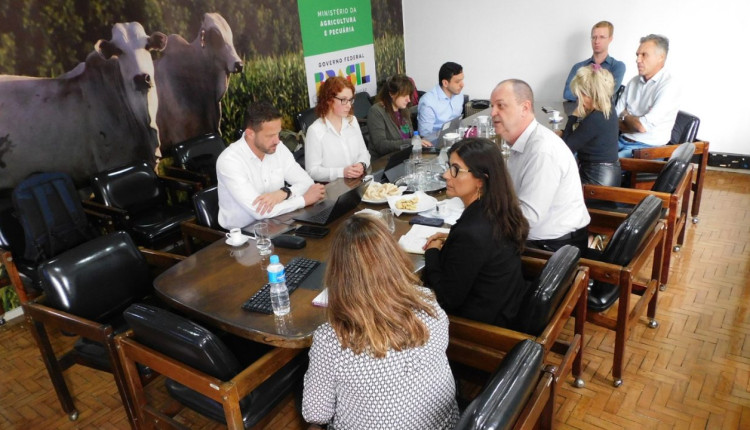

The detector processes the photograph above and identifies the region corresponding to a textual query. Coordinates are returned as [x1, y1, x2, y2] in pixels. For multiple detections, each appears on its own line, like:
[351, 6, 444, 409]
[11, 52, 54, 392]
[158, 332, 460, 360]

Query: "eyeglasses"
[334, 97, 355, 105]
[445, 162, 472, 178]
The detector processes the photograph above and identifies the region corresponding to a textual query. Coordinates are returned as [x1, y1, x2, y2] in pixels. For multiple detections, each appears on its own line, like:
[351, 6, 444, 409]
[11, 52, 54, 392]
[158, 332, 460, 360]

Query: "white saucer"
[225, 235, 250, 247]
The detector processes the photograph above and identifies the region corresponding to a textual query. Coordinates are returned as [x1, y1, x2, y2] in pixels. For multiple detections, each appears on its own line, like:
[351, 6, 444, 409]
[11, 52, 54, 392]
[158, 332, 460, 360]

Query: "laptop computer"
[423, 115, 464, 152]
[372, 145, 412, 183]
[293, 178, 372, 225]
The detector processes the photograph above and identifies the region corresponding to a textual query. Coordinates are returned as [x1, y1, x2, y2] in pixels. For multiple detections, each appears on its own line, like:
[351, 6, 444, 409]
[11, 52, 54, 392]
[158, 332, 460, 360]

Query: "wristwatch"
[280, 186, 292, 200]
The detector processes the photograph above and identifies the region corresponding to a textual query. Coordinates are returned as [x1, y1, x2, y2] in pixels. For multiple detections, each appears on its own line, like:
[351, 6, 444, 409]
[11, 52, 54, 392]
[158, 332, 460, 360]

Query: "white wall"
[403, 0, 750, 155]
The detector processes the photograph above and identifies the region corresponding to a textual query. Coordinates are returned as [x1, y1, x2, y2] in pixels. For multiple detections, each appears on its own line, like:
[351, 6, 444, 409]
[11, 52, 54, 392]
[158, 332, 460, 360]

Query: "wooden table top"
[154, 175, 442, 349]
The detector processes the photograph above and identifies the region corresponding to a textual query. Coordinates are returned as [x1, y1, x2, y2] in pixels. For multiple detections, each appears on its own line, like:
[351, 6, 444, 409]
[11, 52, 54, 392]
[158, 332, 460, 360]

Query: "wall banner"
[298, 0, 377, 107]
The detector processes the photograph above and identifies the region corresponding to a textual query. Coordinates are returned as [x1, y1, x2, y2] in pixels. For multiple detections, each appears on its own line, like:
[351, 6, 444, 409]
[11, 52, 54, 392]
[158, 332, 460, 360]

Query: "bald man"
[491, 79, 590, 252]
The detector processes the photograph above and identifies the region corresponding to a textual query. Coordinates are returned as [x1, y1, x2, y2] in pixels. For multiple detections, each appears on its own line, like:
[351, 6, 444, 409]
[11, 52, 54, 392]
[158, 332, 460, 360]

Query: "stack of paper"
[398, 224, 451, 254]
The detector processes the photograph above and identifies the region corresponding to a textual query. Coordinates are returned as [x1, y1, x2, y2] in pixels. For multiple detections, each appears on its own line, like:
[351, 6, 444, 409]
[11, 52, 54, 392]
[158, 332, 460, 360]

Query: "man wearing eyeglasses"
[417, 62, 465, 136]
[563, 21, 625, 102]
[491, 79, 590, 252]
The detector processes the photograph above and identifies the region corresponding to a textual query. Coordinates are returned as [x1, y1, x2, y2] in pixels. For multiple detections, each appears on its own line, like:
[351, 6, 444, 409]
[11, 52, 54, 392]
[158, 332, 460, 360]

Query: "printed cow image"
[0, 22, 167, 189]
[155, 13, 243, 154]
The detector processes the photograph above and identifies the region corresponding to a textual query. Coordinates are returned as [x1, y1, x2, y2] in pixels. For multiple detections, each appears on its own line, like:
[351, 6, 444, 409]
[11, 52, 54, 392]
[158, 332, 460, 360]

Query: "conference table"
[153, 101, 576, 350]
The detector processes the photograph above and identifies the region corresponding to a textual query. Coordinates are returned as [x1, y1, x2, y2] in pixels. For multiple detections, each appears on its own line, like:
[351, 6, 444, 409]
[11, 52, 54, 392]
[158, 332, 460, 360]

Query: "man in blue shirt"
[563, 21, 626, 102]
[418, 62, 465, 136]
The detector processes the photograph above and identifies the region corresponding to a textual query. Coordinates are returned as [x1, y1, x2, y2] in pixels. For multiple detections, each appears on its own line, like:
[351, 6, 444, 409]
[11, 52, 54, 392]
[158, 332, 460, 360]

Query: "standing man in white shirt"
[616, 34, 680, 158]
[217, 101, 326, 229]
[417, 62, 465, 136]
[491, 79, 590, 252]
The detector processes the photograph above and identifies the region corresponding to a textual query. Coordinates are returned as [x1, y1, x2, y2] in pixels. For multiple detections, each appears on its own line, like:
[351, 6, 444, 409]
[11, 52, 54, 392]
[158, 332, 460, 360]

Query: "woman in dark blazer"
[367, 74, 431, 159]
[422, 138, 529, 326]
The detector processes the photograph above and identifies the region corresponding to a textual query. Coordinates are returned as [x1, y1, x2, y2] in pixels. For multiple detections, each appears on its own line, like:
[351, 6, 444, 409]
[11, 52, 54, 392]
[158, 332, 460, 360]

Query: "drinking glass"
[379, 208, 395, 233]
[254, 222, 273, 255]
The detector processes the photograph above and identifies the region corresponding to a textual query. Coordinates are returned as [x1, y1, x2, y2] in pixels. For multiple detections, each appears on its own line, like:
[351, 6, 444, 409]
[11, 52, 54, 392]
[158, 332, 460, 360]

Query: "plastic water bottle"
[411, 131, 422, 161]
[267, 255, 290, 316]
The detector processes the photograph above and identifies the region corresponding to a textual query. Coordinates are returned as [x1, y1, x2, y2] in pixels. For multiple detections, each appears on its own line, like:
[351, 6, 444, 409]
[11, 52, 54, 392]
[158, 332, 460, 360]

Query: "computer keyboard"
[241, 257, 321, 314]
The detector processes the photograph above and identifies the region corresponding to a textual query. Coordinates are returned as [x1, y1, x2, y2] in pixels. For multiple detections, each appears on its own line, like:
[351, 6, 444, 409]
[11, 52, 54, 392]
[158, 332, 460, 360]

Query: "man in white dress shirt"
[616, 34, 680, 158]
[216, 101, 326, 229]
[491, 79, 590, 252]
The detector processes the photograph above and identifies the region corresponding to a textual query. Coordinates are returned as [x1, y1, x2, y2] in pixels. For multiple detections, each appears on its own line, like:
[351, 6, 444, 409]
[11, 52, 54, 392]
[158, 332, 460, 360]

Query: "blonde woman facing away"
[305, 76, 371, 182]
[561, 64, 621, 186]
[302, 216, 460, 430]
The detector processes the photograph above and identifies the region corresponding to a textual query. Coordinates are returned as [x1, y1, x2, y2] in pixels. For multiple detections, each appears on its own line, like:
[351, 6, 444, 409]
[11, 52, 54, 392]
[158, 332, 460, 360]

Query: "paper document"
[312, 288, 328, 307]
[398, 224, 451, 254]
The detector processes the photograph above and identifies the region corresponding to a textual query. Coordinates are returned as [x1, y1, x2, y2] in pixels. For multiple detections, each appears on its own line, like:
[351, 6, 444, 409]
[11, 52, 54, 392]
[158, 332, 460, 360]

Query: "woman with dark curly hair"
[422, 138, 529, 326]
[305, 76, 371, 182]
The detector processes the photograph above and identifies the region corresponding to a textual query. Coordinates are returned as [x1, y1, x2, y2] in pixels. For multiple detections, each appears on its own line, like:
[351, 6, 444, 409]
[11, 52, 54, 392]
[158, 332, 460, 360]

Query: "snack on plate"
[396, 195, 419, 211]
[364, 182, 401, 200]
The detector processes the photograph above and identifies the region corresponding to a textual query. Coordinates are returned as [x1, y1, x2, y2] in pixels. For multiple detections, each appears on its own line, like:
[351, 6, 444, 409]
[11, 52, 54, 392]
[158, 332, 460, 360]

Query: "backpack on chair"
[11, 172, 95, 263]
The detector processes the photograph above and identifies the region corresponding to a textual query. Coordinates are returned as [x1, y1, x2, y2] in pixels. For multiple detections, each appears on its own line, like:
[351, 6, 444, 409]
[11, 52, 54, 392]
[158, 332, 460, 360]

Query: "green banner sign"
[298, 0, 374, 55]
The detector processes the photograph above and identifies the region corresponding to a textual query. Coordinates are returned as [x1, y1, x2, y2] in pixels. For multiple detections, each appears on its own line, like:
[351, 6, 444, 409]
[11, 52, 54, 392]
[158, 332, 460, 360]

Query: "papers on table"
[312, 288, 328, 307]
[436, 197, 465, 225]
[398, 224, 451, 254]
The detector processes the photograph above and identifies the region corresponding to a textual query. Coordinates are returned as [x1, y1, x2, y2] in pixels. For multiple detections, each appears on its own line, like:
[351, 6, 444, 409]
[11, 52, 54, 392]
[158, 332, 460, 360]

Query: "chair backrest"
[510, 245, 581, 336]
[352, 91, 372, 120]
[670, 111, 700, 144]
[295, 107, 318, 133]
[91, 161, 165, 214]
[12, 172, 95, 262]
[613, 85, 625, 105]
[192, 186, 221, 230]
[668, 141, 696, 164]
[600, 195, 662, 267]
[454, 339, 544, 430]
[651, 158, 690, 194]
[38, 231, 151, 322]
[123, 303, 240, 381]
[172, 133, 225, 180]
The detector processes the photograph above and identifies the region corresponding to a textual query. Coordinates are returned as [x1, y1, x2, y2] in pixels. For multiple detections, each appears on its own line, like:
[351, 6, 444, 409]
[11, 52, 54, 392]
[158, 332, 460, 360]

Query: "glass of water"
[254, 222, 273, 255]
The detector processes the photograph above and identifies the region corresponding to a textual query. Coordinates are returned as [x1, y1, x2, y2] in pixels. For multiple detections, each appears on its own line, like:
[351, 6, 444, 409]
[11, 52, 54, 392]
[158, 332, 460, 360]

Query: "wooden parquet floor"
[0, 169, 748, 429]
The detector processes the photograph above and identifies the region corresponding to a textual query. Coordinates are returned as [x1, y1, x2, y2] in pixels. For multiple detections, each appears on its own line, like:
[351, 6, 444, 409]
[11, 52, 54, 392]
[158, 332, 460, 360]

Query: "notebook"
[293, 178, 371, 225]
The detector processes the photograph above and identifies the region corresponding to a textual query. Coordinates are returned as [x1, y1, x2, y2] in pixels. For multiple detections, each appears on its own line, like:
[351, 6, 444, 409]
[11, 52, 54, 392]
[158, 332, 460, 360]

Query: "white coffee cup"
[551, 110, 562, 121]
[225, 228, 242, 244]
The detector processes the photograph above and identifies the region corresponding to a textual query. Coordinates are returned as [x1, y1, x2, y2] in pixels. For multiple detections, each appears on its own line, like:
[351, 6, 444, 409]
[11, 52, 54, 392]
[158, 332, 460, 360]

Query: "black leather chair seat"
[130, 206, 195, 245]
[124, 303, 307, 428]
[585, 195, 662, 312]
[455, 339, 544, 430]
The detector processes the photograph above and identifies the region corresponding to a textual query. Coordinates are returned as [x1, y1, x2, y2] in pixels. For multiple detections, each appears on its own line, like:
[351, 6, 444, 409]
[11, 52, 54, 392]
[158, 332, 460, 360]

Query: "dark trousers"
[580, 161, 622, 187]
[526, 226, 589, 253]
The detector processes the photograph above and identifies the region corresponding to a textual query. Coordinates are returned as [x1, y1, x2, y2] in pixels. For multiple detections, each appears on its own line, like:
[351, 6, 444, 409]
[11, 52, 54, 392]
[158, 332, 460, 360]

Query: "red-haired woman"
[305, 76, 371, 182]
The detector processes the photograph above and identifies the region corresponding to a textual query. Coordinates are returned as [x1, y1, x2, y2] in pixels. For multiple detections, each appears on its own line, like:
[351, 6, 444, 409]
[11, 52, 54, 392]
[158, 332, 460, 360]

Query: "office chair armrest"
[632, 145, 678, 159]
[138, 247, 185, 269]
[163, 165, 212, 186]
[23, 300, 113, 340]
[584, 184, 671, 207]
[159, 174, 203, 194]
[619, 158, 666, 174]
[448, 314, 535, 372]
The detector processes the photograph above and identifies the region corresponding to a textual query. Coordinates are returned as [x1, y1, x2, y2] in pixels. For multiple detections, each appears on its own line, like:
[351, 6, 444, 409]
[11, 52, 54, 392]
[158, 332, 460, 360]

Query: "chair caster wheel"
[673, 245, 681, 252]
[68, 411, 79, 421]
[659, 283, 667, 291]
[692, 217, 699, 224]
[573, 378, 585, 388]
[613, 378, 623, 387]
[648, 319, 659, 329]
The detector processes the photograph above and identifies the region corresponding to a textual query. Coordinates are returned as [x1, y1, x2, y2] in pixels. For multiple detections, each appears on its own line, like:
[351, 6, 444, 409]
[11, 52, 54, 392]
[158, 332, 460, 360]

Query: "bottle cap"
[270, 255, 279, 264]
[414, 131, 420, 136]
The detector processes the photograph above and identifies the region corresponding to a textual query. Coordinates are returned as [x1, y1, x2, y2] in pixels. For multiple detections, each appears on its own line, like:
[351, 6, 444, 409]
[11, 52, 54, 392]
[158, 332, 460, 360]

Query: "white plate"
[362, 185, 407, 204]
[225, 235, 250, 247]
[388, 193, 438, 214]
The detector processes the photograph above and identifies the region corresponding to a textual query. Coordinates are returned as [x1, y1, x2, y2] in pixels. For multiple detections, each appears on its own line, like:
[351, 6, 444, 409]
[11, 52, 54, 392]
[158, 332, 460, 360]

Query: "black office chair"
[164, 132, 226, 186]
[454, 339, 554, 430]
[295, 107, 318, 134]
[613, 85, 625, 105]
[88, 161, 196, 249]
[180, 186, 225, 254]
[22, 231, 182, 422]
[119, 303, 307, 429]
[670, 111, 700, 145]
